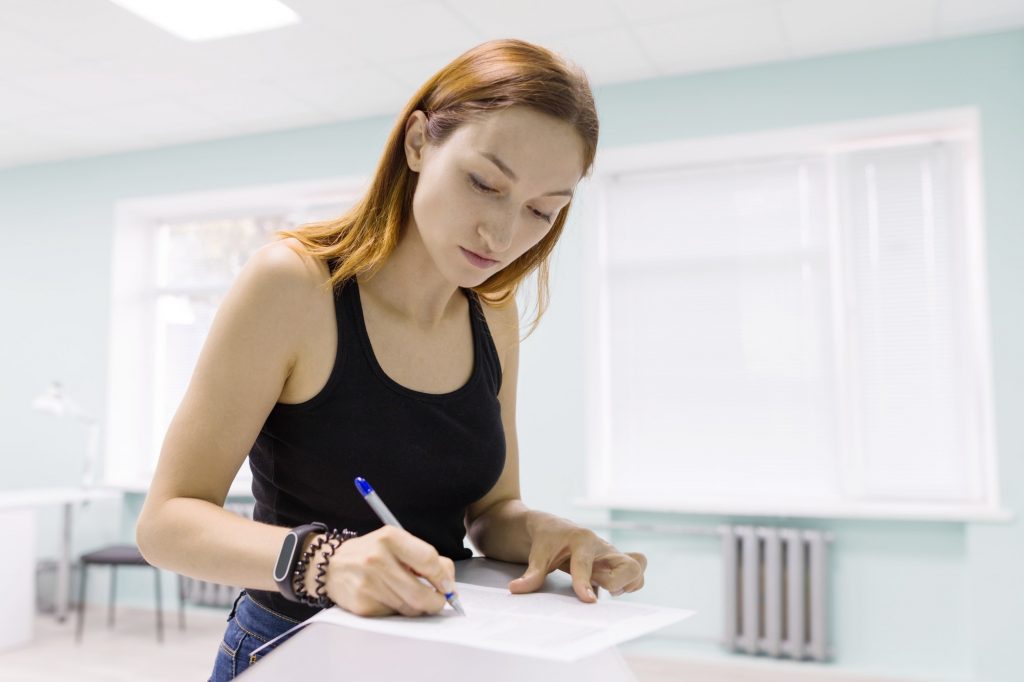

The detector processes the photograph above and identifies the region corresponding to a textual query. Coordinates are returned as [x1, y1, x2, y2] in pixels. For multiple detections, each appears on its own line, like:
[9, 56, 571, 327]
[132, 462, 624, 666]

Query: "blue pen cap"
[354, 476, 374, 497]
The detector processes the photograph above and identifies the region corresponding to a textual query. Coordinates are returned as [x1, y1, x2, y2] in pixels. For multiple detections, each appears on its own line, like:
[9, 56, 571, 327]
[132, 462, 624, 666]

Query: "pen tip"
[354, 477, 373, 496]
[449, 596, 467, 616]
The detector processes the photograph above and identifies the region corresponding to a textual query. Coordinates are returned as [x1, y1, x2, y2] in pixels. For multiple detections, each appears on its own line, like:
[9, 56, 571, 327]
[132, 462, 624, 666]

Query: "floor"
[0, 605, 706, 682]
[0, 607, 903, 682]
[0, 606, 227, 682]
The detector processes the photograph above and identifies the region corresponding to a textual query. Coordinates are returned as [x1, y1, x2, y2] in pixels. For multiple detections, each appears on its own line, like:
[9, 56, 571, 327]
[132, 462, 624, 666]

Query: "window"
[582, 109, 1002, 520]
[152, 215, 292, 465]
[105, 178, 364, 491]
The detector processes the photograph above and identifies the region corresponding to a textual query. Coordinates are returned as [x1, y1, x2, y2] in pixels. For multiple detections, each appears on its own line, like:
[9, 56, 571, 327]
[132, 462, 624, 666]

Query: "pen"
[354, 476, 466, 616]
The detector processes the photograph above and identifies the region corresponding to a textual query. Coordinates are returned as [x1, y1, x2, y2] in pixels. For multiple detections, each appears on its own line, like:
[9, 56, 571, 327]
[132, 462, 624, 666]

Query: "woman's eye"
[470, 173, 552, 222]
[469, 175, 496, 193]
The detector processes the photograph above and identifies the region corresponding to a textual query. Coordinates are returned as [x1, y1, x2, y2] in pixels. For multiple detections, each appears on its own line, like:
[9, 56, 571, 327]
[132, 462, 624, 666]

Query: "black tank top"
[245, 274, 506, 621]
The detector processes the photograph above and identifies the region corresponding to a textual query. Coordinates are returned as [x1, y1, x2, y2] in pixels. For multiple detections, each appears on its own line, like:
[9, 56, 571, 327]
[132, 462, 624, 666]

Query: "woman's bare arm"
[136, 238, 326, 592]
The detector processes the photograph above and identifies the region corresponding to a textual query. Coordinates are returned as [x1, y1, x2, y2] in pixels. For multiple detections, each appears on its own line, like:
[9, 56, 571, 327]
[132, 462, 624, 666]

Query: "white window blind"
[587, 123, 997, 517]
[601, 158, 840, 506]
[837, 143, 983, 503]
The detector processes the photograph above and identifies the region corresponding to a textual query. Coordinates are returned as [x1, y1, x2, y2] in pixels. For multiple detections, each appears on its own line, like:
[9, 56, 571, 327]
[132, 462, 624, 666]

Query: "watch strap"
[273, 522, 328, 602]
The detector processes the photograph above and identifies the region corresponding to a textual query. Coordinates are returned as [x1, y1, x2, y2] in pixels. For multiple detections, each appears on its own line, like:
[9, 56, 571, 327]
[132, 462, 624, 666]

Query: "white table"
[239, 557, 640, 681]
[0, 486, 122, 649]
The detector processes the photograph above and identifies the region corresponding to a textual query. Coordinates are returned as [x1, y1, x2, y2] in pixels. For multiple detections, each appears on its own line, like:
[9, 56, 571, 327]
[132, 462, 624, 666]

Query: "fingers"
[628, 552, 648, 572]
[441, 556, 457, 592]
[595, 552, 647, 596]
[569, 551, 598, 603]
[610, 574, 645, 596]
[383, 564, 447, 616]
[508, 554, 550, 594]
[338, 527, 454, 617]
[358, 577, 414, 617]
[610, 571, 643, 594]
[354, 556, 447, 617]
[351, 576, 437, 618]
[380, 526, 456, 602]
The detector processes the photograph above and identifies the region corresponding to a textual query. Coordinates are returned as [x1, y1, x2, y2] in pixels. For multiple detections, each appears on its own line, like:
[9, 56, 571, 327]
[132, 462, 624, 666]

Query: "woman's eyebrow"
[478, 151, 573, 198]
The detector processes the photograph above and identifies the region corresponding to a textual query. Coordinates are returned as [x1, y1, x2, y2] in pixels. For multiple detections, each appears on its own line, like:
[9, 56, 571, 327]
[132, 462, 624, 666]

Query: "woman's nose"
[478, 220, 513, 254]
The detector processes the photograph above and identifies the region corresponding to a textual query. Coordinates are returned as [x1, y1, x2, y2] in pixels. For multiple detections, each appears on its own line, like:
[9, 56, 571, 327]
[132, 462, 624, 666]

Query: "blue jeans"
[208, 590, 304, 681]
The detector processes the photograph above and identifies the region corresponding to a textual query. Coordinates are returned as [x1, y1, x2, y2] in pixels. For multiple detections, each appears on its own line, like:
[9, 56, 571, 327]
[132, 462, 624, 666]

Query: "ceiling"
[1, 0, 1022, 170]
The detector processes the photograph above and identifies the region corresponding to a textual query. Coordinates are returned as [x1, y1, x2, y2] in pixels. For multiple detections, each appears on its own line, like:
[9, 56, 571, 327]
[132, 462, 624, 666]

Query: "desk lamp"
[31, 381, 100, 489]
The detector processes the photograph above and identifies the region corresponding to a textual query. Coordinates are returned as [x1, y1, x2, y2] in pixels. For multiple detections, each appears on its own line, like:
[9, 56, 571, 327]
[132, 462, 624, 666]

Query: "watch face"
[273, 533, 298, 582]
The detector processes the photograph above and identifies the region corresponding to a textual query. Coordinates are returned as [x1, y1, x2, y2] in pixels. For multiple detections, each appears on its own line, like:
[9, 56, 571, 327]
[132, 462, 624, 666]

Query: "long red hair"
[277, 38, 599, 336]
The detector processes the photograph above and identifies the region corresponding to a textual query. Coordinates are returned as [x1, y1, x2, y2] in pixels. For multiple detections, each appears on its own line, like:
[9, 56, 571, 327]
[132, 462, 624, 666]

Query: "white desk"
[0, 486, 122, 650]
[240, 558, 640, 681]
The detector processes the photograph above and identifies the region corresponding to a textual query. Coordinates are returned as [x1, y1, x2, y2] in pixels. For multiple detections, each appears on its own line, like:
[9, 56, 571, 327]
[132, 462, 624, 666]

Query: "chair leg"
[75, 563, 87, 644]
[154, 568, 164, 643]
[178, 574, 186, 631]
[108, 566, 117, 628]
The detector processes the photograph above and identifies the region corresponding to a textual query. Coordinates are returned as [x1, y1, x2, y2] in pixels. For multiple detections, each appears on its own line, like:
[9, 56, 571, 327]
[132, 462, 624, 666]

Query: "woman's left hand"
[507, 517, 647, 602]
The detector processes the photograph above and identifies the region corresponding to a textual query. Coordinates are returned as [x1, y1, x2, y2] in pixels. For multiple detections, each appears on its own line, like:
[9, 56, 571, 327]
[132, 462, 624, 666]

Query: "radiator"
[721, 525, 831, 661]
[178, 501, 254, 608]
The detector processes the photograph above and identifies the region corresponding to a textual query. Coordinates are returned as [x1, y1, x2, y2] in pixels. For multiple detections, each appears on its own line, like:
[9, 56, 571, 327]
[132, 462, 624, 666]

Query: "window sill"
[573, 497, 1014, 523]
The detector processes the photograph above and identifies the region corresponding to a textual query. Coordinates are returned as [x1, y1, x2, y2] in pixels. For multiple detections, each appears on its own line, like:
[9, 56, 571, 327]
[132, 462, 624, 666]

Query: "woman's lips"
[460, 246, 498, 269]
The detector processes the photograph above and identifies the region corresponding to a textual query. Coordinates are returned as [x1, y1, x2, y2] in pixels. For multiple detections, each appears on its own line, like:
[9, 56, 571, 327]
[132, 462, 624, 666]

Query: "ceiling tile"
[3, 0, 1024, 169]
[81, 57, 240, 102]
[169, 22, 364, 83]
[612, 0, 775, 24]
[259, 65, 409, 120]
[321, 1, 481, 63]
[175, 81, 329, 127]
[444, 0, 621, 40]
[778, 0, 936, 58]
[376, 47, 469, 93]
[633, 3, 787, 74]
[0, 83, 66, 123]
[2, 0, 109, 39]
[0, 121, 88, 169]
[18, 102, 222, 147]
[4, 63, 155, 108]
[285, 0, 443, 21]
[0, 27, 81, 80]
[936, 0, 1024, 36]
[4, 0, 188, 63]
[539, 29, 660, 85]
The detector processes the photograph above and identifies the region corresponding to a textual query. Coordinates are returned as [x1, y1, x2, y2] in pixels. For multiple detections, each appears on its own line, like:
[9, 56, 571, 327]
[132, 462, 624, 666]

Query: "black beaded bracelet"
[292, 527, 358, 608]
[293, 531, 340, 608]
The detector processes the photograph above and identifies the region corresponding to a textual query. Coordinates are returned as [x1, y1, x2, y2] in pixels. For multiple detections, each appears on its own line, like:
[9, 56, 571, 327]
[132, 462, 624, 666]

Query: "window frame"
[578, 107, 1008, 522]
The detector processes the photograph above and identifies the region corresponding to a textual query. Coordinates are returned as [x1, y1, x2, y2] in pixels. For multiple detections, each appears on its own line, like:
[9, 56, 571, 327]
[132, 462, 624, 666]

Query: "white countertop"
[110, 477, 254, 498]
[0, 486, 123, 510]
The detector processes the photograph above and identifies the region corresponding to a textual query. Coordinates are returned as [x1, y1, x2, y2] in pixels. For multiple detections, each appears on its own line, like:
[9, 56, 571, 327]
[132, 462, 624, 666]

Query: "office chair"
[74, 543, 164, 643]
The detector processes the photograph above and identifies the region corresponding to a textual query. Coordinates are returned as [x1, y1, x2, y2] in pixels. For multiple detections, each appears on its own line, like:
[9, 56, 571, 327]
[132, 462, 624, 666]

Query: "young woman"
[135, 38, 647, 680]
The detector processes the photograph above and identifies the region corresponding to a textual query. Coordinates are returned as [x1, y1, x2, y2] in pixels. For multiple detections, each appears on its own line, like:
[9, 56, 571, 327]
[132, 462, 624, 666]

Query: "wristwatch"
[273, 522, 328, 602]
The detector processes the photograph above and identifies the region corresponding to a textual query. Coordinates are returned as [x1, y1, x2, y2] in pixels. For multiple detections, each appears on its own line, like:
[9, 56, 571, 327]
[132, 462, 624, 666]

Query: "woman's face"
[404, 106, 585, 288]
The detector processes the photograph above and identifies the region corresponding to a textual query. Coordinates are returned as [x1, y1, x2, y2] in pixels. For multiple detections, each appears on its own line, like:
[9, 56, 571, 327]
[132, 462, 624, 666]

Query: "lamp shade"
[30, 381, 101, 487]
[32, 381, 69, 417]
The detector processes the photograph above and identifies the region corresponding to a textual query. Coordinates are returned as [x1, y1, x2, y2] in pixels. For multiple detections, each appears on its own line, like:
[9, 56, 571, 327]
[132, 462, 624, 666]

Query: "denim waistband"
[227, 590, 246, 621]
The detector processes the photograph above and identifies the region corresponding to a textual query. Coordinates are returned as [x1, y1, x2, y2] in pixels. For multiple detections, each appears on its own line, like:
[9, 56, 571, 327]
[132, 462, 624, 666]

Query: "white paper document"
[303, 582, 695, 662]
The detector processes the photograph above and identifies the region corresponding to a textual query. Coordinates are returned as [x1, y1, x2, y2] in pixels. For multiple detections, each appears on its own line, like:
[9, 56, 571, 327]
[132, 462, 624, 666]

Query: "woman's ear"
[404, 110, 428, 173]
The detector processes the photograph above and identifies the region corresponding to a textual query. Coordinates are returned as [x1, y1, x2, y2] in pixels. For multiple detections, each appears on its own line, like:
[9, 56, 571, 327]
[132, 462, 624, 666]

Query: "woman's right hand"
[304, 525, 456, 617]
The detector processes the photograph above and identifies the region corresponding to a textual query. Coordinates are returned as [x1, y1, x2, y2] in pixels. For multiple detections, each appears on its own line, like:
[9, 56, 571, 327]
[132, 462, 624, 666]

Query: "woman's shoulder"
[228, 240, 334, 340]
[253, 237, 332, 290]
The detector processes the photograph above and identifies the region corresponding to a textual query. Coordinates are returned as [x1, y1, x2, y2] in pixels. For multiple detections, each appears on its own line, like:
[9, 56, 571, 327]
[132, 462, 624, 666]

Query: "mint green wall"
[2, 29, 1020, 682]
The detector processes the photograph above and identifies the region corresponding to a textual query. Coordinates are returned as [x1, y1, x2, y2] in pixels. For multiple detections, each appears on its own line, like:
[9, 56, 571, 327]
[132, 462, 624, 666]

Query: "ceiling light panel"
[107, 0, 300, 41]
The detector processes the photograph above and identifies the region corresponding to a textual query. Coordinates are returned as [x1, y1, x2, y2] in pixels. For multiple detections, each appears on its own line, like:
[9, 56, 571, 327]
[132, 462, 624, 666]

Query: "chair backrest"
[179, 501, 255, 608]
